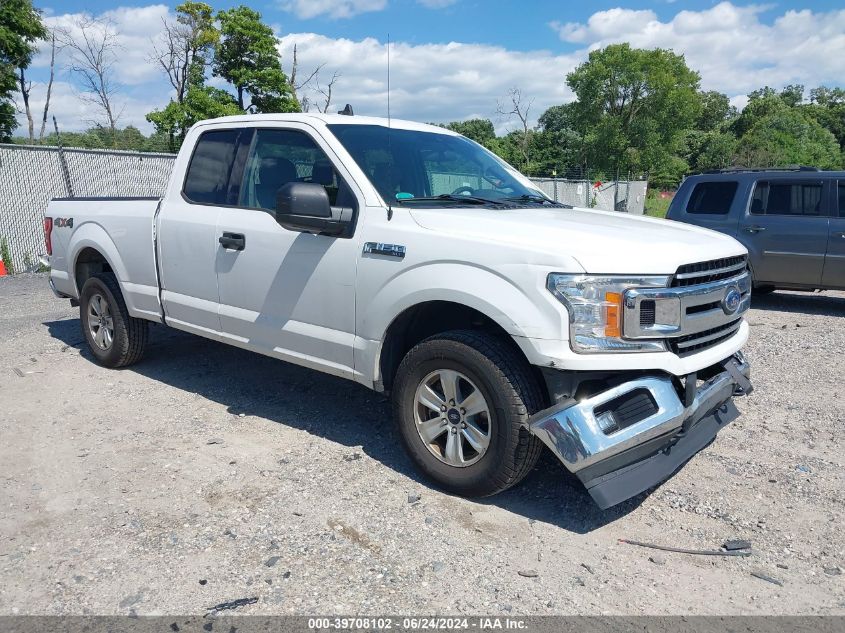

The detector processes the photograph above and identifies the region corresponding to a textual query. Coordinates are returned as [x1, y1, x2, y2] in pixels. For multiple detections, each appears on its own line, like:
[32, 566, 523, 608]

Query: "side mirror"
[274, 182, 344, 235]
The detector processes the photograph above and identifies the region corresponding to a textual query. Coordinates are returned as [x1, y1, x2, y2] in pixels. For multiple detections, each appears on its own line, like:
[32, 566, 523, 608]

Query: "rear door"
[158, 128, 251, 335]
[822, 181, 845, 289]
[738, 178, 829, 287]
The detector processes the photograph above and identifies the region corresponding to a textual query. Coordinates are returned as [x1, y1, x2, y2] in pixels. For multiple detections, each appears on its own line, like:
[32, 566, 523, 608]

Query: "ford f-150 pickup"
[46, 113, 753, 508]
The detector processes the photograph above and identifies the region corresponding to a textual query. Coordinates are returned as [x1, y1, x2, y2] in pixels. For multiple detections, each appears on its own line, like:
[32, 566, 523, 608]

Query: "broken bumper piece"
[529, 353, 751, 509]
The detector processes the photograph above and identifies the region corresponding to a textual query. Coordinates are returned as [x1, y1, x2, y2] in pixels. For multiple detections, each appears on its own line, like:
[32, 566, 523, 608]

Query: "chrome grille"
[622, 258, 750, 357]
[669, 318, 743, 357]
[671, 255, 748, 287]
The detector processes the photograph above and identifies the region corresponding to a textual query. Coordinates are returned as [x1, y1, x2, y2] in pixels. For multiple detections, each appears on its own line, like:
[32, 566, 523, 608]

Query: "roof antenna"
[386, 33, 393, 221]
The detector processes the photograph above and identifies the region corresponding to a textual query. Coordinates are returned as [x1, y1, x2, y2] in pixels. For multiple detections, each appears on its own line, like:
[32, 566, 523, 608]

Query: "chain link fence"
[0, 143, 176, 272]
[0, 143, 647, 274]
[529, 177, 647, 214]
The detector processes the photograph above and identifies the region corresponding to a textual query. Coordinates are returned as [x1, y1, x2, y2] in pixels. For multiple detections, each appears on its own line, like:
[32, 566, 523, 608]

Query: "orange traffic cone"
[0, 250, 6, 276]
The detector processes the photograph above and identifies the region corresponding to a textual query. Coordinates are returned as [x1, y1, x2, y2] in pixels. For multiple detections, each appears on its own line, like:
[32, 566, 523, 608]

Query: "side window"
[751, 180, 824, 216]
[685, 181, 738, 215]
[183, 129, 243, 205]
[239, 129, 342, 210]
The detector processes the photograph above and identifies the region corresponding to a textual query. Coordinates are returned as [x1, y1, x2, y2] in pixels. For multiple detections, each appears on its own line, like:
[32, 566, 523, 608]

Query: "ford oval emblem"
[722, 287, 742, 315]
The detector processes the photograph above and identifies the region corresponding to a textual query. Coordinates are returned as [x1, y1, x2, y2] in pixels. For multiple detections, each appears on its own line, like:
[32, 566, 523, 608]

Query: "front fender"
[358, 261, 570, 382]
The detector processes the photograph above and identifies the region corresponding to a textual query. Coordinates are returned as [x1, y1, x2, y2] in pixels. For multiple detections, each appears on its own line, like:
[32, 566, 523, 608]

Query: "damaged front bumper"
[529, 353, 752, 509]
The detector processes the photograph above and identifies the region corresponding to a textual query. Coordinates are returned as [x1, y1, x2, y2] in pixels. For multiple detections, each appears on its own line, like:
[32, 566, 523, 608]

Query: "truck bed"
[47, 196, 163, 322]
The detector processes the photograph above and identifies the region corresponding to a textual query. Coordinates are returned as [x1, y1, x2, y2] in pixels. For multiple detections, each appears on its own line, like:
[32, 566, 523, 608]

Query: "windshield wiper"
[397, 194, 510, 206]
[502, 194, 569, 206]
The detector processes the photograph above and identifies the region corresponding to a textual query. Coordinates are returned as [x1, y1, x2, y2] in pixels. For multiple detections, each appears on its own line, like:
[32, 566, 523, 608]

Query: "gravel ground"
[0, 273, 843, 616]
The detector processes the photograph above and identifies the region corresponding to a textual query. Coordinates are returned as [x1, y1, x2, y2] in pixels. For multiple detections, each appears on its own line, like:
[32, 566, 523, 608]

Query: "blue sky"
[43, 0, 845, 51]
[19, 1, 845, 134]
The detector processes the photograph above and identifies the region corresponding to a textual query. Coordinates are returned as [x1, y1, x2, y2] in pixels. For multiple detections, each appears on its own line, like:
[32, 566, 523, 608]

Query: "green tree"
[732, 86, 804, 137]
[649, 155, 689, 190]
[681, 129, 737, 172]
[779, 84, 805, 108]
[147, 1, 228, 150]
[565, 43, 701, 177]
[809, 86, 845, 108]
[534, 103, 584, 176]
[213, 6, 298, 113]
[30, 125, 163, 151]
[0, 0, 47, 141]
[736, 108, 841, 169]
[806, 86, 845, 152]
[152, 1, 219, 105]
[445, 118, 497, 149]
[696, 90, 734, 130]
[146, 82, 241, 150]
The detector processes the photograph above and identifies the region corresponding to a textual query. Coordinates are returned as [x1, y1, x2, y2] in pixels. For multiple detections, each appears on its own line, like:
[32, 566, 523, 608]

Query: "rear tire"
[392, 330, 544, 497]
[80, 272, 148, 368]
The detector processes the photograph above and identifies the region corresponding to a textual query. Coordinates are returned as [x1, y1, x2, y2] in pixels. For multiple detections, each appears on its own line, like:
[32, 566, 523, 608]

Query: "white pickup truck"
[46, 113, 753, 508]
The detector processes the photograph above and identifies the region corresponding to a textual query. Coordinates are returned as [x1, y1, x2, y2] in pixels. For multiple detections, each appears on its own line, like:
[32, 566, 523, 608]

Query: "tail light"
[44, 217, 53, 256]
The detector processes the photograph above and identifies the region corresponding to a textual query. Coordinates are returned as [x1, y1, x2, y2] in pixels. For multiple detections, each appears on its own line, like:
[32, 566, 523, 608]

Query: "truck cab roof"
[191, 112, 458, 136]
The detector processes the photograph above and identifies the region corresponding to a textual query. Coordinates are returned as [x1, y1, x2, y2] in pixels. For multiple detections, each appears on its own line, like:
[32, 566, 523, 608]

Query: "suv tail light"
[44, 217, 53, 256]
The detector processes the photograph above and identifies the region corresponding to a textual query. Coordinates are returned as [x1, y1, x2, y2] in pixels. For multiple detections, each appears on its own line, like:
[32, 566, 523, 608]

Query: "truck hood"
[408, 205, 746, 274]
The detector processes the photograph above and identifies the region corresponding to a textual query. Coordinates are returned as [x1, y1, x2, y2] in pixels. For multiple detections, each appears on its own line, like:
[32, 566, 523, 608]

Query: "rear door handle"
[219, 232, 245, 250]
[744, 225, 766, 234]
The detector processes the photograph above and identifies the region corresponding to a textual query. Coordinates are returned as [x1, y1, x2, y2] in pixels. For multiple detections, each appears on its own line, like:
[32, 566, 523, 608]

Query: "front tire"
[392, 330, 544, 497]
[80, 272, 148, 368]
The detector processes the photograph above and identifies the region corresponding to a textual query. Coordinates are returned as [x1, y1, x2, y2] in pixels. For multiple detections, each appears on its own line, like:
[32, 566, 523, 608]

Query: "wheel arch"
[69, 223, 128, 297]
[376, 300, 546, 396]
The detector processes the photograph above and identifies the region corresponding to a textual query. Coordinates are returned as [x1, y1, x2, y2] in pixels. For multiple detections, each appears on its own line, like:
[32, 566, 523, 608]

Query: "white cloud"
[279, 33, 578, 131]
[551, 8, 658, 44]
[280, 0, 387, 20]
[41, 5, 169, 86]
[550, 2, 845, 98]
[15, 80, 162, 136]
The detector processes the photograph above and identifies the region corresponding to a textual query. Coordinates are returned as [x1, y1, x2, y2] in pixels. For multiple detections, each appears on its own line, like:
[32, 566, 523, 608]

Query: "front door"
[738, 179, 829, 287]
[822, 181, 845, 289]
[214, 125, 360, 378]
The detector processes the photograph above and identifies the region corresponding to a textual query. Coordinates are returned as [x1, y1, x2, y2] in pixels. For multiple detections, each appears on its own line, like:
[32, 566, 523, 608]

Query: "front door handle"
[744, 225, 767, 234]
[219, 232, 245, 250]
[834, 232, 845, 239]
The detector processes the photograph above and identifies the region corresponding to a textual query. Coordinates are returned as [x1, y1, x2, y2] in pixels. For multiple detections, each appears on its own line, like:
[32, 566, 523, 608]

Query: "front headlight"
[547, 274, 670, 353]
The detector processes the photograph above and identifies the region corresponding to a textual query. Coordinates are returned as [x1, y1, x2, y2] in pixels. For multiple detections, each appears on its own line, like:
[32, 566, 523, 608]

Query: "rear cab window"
[685, 181, 738, 215]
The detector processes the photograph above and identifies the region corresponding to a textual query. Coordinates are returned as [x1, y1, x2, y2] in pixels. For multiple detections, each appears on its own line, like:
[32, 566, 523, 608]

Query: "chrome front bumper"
[529, 353, 751, 507]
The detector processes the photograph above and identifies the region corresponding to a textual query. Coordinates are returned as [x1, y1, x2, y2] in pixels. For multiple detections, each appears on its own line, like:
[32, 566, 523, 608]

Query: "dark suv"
[667, 168, 845, 293]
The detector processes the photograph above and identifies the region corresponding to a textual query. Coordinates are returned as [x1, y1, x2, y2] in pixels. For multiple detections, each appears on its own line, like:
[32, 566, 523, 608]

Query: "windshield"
[327, 124, 546, 206]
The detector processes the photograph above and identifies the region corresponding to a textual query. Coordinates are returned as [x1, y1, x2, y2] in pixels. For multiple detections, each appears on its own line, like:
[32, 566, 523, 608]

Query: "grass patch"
[644, 193, 672, 218]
